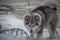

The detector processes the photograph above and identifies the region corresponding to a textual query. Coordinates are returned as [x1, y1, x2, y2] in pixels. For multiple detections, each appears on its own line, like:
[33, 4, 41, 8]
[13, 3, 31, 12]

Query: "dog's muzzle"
[29, 23, 35, 33]
[30, 30, 33, 33]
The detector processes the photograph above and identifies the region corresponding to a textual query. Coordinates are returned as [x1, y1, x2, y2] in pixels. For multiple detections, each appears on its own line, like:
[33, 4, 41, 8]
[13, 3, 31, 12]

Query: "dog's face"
[23, 12, 42, 33]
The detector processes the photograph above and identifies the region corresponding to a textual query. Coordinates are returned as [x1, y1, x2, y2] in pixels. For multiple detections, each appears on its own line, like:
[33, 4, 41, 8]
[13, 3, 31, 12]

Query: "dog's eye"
[35, 16, 39, 21]
[25, 16, 30, 21]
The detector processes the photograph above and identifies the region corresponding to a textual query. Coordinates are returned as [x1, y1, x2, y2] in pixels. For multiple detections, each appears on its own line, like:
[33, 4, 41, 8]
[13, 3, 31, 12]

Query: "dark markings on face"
[25, 16, 30, 21]
[24, 12, 42, 27]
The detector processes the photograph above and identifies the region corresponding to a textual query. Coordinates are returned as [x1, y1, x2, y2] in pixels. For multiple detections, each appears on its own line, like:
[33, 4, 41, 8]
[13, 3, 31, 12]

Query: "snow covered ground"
[0, 15, 60, 40]
[0, 15, 29, 34]
[0, 29, 60, 40]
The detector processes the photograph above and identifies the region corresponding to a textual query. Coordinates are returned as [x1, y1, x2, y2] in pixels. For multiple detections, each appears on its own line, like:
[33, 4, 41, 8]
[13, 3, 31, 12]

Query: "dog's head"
[23, 12, 42, 33]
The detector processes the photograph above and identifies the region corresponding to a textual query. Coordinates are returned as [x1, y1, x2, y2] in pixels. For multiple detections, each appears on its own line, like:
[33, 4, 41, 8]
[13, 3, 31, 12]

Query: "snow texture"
[0, 15, 60, 40]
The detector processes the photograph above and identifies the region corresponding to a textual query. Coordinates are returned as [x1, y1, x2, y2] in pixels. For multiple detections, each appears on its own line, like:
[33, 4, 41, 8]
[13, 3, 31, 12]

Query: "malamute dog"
[23, 5, 58, 40]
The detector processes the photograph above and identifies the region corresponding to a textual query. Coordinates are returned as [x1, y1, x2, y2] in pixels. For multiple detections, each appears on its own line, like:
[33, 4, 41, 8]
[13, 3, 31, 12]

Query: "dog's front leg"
[30, 33, 35, 40]
[36, 31, 43, 40]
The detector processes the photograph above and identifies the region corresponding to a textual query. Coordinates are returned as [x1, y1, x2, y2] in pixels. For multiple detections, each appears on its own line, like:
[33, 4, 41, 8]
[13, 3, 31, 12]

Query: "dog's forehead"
[31, 12, 42, 17]
[25, 13, 31, 16]
[24, 12, 41, 17]
[31, 12, 39, 16]
[30, 12, 42, 18]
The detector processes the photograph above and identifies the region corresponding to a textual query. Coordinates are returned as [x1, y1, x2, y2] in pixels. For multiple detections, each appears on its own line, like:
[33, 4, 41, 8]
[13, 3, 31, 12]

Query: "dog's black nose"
[30, 30, 33, 33]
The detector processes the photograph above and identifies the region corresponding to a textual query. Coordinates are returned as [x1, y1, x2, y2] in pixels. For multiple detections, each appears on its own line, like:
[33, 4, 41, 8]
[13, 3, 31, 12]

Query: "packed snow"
[0, 15, 60, 40]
